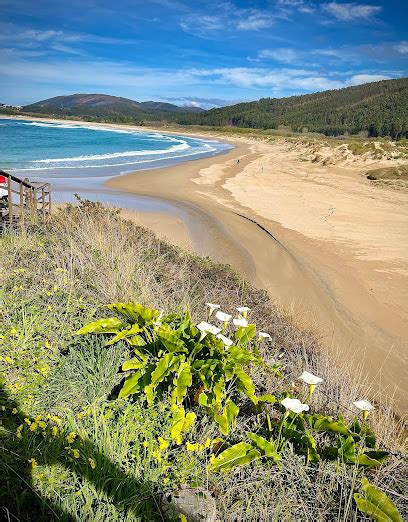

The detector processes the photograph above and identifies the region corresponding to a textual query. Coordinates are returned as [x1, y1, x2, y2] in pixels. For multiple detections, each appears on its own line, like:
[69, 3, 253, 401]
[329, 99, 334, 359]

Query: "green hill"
[23, 93, 203, 122]
[177, 78, 408, 139]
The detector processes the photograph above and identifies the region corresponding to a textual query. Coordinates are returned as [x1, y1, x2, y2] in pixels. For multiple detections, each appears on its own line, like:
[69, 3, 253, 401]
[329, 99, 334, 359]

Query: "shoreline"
[3, 114, 407, 413]
[0, 112, 239, 144]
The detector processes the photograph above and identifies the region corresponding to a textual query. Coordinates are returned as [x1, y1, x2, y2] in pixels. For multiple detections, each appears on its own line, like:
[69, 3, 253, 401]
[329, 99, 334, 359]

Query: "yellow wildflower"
[5, 356, 13, 364]
[88, 458, 96, 469]
[66, 432, 76, 444]
[10, 328, 17, 336]
[39, 366, 49, 377]
[152, 450, 162, 462]
[179, 514, 187, 522]
[186, 441, 201, 452]
[45, 341, 50, 348]
[52, 426, 59, 436]
[28, 458, 37, 468]
[38, 421, 47, 429]
[143, 441, 149, 448]
[47, 305, 53, 311]
[30, 423, 38, 432]
[163, 477, 170, 485]
[12, 408, 18, 415]
[204, 438, 211, 448]
[16, 425, 23, 438]
[72, 449, 80, 459]
[158, 437, 169, 451]
[24, 418, 31, 426]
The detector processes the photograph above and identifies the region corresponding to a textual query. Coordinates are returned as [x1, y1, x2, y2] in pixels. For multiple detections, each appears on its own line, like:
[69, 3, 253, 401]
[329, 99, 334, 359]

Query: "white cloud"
[0, 22, 138, 49]
[322, 2, 381, 21]
[237, 13, 274, 30]
[394, 41, 408, 54]
[258, 48, 299, 64]
[349, 74, 391, 85]
[179, 15, 224, 37]
[313, 48, 345, 58]
[162, 96, 234, 108]
[276, 0, 315, 14]
[188, 66, 346, 91]
[180, 5, 274, 37]
[0, 49, 398, 106]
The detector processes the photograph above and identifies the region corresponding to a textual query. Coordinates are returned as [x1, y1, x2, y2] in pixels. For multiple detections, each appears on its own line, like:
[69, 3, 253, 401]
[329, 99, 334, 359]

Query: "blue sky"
[0, 0, 407, 107]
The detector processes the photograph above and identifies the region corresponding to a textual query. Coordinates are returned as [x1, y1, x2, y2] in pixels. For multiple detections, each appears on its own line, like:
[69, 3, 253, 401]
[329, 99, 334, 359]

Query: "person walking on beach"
[236, 158, 240, 166]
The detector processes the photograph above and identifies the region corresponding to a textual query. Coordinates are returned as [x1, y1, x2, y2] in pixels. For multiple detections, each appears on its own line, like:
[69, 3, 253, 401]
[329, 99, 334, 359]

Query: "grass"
[1, 201, 407, 521]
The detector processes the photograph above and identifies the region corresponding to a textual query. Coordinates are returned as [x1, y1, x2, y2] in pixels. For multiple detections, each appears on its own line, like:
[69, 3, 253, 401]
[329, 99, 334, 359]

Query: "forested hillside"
[5, 79, 407, 138]
[23, 94, 203, 122]
[177, 78, 408, 139]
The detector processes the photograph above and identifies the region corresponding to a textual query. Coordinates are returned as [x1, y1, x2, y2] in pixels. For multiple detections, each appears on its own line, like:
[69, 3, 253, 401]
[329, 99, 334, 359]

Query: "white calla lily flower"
[196, 321, 222, 338]
[299, 371, 324, 399]
[353, 400, 374, 412]
[281, 397, 309, 414]
[216, 333, 233, 347]
[353, 400, 374, 420]
[299, 371, 323, 385]
[215, 310, 232, 323]
[205, 302, 221, 317]
[236, 306, 251, 318]
[258, 332, 271, 339]
[233, 317, 248, 327]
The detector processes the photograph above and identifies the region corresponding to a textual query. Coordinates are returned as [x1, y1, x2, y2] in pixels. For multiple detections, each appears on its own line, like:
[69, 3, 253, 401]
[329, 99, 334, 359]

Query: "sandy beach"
[4, 114, 407, 412]
[106, 132, 408, 414]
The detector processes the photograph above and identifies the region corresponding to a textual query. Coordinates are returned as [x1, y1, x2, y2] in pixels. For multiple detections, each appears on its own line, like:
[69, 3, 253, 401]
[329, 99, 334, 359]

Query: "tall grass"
[1, 202, 406, 520]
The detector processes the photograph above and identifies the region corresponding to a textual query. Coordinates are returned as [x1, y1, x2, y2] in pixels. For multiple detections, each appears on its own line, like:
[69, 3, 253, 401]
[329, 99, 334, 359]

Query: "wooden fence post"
[19, 184, 24, 223]
[7, 175, 12, 223]
[41, 187, 45, 218]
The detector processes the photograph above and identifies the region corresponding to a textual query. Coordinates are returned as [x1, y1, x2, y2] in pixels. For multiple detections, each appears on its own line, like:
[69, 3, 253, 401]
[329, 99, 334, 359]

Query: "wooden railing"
[0, 170, 51, 225]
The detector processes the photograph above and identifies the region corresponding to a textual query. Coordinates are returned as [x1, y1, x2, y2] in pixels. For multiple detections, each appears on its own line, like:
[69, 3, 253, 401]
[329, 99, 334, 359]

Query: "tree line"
[176, 78, 408, 140]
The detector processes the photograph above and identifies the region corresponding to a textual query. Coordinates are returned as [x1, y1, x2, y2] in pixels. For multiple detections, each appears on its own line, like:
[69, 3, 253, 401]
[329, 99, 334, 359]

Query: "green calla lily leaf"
[76, 317, 126, 335]
[354, 478, 403, 522]
[210, 442, 261, 473]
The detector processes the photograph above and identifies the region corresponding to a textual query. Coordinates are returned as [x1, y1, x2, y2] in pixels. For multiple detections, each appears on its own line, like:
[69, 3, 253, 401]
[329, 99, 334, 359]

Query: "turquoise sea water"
[0, 118, 232, 213]
[0, 118, 231, 180]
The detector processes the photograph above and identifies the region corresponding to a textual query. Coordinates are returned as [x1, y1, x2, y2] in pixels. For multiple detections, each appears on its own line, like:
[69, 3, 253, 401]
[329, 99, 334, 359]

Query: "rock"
[162, 487, 217, 522]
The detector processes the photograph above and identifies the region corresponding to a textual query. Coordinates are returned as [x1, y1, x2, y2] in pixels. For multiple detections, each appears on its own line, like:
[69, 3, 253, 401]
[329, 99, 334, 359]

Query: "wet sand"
[107, 136, 408, 414]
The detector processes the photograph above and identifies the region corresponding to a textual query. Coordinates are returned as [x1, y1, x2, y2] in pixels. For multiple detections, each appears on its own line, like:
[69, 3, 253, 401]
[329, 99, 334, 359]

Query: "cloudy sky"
[0, 0, 407, 107]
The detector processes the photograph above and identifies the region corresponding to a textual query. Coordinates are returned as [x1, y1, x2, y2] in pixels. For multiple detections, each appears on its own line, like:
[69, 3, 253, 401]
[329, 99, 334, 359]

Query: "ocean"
[0, 118, 231, 206]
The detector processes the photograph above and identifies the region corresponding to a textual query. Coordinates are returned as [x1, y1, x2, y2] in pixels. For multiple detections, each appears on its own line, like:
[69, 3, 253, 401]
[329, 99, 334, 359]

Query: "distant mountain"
[177, 78, 408, 139]
[23, 94, 204, 120]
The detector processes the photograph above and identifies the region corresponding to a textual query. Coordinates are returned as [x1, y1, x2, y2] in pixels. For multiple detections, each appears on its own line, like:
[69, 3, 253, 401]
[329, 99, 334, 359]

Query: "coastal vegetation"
[1, 200, 406, 521]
